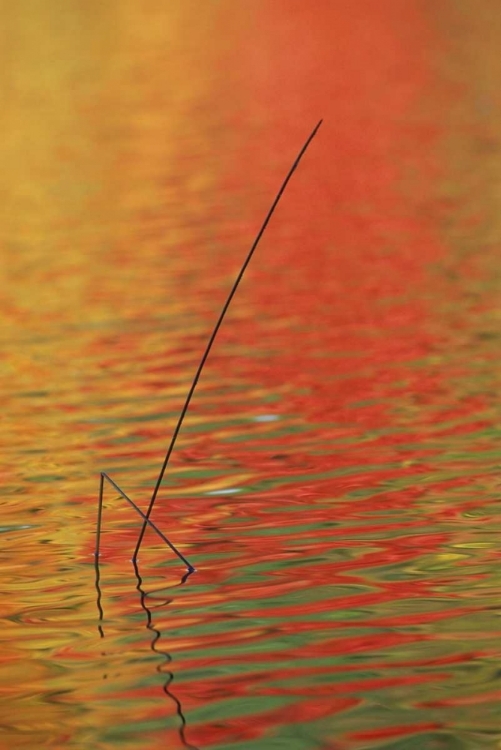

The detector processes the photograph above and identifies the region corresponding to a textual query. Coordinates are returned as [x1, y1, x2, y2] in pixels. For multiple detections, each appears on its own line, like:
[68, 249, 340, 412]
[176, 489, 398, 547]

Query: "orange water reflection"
[1, 2, 501, 749]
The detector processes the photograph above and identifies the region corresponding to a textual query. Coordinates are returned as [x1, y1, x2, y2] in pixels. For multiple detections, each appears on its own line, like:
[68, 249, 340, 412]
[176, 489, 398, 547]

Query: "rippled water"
[2, 3, 501, 749]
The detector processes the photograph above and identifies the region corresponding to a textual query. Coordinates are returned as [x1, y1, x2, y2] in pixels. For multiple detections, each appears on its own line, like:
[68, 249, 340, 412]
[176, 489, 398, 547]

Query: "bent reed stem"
[96, 119, 322, 571]
[133, 120, 322, 562]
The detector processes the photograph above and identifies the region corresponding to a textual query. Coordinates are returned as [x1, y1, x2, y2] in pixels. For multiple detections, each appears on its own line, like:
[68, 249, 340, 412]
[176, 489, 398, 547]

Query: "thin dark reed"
[95, 472, 193, 570]
[132, 119, 323, 560]
[96, 120, 322, 570]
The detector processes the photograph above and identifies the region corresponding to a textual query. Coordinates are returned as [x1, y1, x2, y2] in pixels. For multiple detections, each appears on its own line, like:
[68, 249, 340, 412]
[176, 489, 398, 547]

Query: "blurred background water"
[1, 2, 501, 749]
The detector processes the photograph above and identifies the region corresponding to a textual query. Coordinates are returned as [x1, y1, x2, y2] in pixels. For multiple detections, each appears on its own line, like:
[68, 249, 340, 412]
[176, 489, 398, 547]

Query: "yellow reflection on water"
[0, 3, 238, 745]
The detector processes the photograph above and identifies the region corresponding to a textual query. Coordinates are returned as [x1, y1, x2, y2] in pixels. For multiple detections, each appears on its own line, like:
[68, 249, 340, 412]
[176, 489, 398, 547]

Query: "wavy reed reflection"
[94, 554, 198, 749]
[132, 561, 198, 750]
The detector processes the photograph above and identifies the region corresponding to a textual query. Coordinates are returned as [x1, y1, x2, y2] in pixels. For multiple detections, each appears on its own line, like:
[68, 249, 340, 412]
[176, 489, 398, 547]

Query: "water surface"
[1, 3, 501, 749]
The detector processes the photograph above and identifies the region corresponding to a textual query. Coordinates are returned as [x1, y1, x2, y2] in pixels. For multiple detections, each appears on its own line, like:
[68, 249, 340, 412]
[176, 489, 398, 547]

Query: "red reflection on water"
[88, 2, 500, 748]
